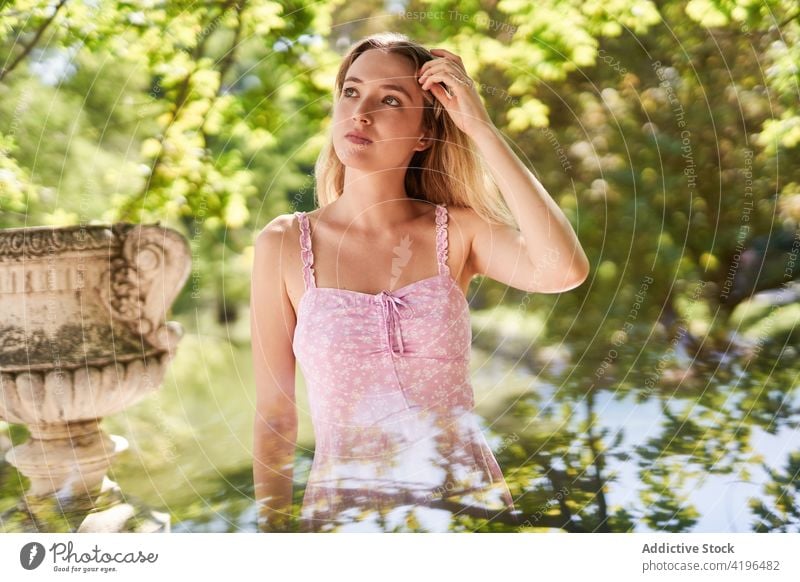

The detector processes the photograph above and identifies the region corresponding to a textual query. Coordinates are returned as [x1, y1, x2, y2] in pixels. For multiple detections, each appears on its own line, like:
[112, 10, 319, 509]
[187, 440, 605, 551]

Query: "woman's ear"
[415, 132, 433, 152]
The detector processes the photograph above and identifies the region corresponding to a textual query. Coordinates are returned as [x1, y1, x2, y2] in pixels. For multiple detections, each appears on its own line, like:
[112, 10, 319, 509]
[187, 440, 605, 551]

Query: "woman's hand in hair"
[418, 48, 495, 139]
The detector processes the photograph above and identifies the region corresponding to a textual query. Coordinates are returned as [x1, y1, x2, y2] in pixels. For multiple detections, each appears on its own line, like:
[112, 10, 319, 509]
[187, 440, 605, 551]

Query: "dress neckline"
[296, 272, 470, 319]
[294, 203, 467, 315]
[313, 272, 446, 298]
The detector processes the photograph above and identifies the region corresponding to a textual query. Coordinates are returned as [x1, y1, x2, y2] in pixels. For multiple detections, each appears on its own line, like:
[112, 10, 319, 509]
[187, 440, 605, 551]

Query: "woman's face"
[332, 49, 430, 171]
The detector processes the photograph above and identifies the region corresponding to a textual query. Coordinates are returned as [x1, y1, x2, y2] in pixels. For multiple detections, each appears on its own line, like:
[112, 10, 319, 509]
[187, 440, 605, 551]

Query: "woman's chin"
[335, 142, 373, 158]
[337, 157, 374, 169]
[335, 149, 380, 169]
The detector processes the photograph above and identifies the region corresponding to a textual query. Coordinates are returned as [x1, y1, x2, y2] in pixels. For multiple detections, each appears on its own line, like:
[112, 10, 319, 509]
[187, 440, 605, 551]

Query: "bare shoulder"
[447, 204, 482, 230]
[253, 213, 301, 274]
[448, 204, 511, 241]
[259, 212, 299, 235]
[444, 205, 483, 281]
[253, 212, 312, 314]
[255, 213, 296, 249]
[446, 204, 487, 248]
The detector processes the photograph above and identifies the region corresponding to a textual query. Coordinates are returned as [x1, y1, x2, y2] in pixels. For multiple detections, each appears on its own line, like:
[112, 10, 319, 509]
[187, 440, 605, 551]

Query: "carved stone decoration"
[98, 225, 188, 353]
[0, 223, 191, 532]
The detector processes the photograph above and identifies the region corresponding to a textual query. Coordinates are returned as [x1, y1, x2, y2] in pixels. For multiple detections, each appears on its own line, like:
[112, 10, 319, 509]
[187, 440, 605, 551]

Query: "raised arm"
[417, 48, 590, 294]
[465, 129, 590, 295]
[251, 215, 298, 532]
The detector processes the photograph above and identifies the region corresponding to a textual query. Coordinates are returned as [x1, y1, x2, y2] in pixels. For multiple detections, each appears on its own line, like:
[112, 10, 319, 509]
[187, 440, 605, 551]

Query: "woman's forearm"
[253, 417, 297, 531]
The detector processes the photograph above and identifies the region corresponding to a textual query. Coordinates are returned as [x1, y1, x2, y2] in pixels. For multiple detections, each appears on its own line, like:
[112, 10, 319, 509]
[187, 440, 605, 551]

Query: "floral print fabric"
[292, 204, 515, 532]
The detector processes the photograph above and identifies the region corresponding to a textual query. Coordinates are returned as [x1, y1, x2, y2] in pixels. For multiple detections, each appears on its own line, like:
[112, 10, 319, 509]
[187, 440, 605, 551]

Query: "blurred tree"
[0, 0, 338, 316]
[1, 0, 798, 332]
[750, 449, 800, 532]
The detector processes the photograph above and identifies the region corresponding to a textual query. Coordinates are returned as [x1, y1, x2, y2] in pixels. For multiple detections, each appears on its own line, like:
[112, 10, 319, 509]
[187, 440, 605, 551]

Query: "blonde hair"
[314, 31, 515, 228]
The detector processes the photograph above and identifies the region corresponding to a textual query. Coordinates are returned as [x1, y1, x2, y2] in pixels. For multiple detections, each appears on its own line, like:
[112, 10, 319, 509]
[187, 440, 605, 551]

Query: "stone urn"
[0, 223, 190, 532]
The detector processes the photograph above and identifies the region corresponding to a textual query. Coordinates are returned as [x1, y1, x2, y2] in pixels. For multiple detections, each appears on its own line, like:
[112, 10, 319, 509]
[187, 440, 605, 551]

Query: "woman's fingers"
[419, 64, 471, 93]
[419, 61, 468, 84]
[419, 69, 449, 91]
[429, 48, 464, 66]
[419, 53, 467, 77]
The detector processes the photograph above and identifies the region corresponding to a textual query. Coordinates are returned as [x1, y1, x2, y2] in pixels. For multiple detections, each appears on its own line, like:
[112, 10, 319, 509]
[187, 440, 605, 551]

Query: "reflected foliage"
[1, 0, 799, 533]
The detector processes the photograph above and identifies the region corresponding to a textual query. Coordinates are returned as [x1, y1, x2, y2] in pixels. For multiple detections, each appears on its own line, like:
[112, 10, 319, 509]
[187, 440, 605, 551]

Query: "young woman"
[251, 32, 589, 532]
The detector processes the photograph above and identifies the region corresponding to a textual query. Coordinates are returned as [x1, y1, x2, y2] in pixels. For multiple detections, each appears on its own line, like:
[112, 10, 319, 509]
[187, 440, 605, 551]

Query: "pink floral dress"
[292, 203, 515, 532]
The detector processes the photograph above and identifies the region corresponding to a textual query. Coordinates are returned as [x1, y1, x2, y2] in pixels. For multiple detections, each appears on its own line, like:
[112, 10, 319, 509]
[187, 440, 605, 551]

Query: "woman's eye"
[342, 87, 401, 106]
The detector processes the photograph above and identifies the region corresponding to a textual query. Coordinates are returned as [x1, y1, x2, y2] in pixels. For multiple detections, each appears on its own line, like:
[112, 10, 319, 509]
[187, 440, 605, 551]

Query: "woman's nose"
[352, 105, 372, 123]
[351, 97, 379, 122]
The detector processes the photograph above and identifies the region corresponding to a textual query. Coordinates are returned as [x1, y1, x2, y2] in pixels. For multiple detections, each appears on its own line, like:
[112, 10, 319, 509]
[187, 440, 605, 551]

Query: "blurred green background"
[1, 0, 799, 532]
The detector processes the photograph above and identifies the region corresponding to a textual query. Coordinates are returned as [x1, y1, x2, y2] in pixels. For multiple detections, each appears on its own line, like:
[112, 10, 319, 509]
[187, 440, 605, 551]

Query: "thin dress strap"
[435, 204, 450, 277]
[294, 211, 317, 290]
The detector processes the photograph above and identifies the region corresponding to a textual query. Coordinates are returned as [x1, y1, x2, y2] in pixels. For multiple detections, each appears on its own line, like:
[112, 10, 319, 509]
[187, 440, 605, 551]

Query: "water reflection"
[295, 404, 517, 532]
[486, 340, 800, 533]
[2, 339, 798, 533]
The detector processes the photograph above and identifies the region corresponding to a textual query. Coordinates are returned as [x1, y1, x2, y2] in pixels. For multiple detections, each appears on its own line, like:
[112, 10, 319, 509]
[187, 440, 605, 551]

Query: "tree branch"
[0, 0, 69, 83]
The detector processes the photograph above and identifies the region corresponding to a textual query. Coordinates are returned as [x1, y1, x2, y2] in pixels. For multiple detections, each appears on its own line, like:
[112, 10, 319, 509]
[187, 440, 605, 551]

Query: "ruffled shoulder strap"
[294, 211, 316, 290]
[435, 204, 450, 277]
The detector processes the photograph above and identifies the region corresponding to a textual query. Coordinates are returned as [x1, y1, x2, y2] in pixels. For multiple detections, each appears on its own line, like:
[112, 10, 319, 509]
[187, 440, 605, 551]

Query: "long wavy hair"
[314, 32, 515, 227]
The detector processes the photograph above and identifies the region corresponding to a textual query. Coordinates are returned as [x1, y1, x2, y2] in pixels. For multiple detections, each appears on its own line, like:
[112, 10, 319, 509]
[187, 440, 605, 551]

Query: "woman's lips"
[345, 135, 372, 145]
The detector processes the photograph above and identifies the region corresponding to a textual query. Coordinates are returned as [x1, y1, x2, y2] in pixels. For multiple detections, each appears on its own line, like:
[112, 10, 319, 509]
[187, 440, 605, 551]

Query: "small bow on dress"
[376, 290, 415, 355]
